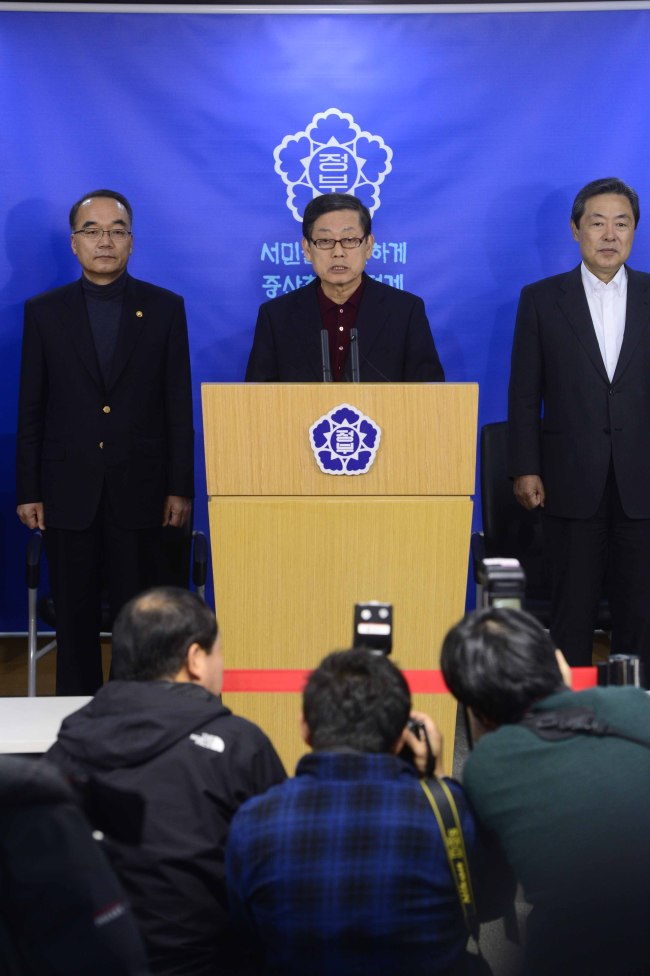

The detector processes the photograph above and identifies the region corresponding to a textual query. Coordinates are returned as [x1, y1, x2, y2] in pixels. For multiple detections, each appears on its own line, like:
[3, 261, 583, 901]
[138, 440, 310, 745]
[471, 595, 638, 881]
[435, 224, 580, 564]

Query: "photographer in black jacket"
[45, 587, 285, 976]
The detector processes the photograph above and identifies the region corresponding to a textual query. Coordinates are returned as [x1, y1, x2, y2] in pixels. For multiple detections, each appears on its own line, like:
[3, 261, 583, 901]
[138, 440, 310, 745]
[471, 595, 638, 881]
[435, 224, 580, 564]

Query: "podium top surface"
[202, 382, 477, 497]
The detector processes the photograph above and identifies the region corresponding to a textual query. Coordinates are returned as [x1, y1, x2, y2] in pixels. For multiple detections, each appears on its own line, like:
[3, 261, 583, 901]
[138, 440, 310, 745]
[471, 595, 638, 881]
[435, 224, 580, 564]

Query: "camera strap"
[519, 705, 650, 750]
[419, 777, 479, 940]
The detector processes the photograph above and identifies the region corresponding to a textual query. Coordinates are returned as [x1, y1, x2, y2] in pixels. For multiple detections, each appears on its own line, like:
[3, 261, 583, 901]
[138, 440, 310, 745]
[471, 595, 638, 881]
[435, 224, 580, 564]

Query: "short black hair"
[111, 586, 217, 681]
[571, 178, 640, 229]
[303, 648, 411, 753]
[440, 607, 565, 726]
[302, 193, 372, 241]
[69, 189, 133, 230]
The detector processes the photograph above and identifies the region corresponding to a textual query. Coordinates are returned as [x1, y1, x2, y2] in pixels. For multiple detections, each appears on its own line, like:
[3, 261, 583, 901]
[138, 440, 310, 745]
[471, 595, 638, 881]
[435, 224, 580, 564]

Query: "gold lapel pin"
[136, 310, 143, 318]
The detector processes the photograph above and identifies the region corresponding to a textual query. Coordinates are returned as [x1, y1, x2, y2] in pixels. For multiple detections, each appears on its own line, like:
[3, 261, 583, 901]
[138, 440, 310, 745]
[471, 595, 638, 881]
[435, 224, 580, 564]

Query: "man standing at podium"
[16, 189, 194, 695]
[245, 193, 445, 382]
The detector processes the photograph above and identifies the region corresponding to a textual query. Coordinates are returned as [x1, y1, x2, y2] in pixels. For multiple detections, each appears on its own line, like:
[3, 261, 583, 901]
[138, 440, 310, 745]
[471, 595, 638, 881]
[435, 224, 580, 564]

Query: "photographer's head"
[302, 648, 411, 754]
[440, 607, 570, 729]
[112, 586, 223, 695]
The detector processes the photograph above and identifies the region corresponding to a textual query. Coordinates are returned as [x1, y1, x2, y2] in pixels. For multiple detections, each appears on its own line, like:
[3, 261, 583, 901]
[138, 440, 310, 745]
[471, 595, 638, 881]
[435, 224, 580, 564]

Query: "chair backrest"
[480, 421, 548, 596]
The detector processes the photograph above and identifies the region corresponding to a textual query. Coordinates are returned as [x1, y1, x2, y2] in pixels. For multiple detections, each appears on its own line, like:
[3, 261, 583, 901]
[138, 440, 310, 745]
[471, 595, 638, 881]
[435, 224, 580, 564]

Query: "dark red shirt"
[316, 279, 365, 381]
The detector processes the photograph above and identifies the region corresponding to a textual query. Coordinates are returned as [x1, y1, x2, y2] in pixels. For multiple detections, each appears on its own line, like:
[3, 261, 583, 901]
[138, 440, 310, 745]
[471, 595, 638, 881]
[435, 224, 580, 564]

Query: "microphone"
[357, 346, 392, 383]
[350, 327, 360, 383]
[320, 329, 333, 383]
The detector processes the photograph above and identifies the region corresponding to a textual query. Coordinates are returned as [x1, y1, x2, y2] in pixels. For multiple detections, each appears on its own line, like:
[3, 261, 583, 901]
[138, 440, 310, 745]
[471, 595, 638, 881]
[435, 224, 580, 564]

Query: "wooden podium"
[202, 383, 478, 773]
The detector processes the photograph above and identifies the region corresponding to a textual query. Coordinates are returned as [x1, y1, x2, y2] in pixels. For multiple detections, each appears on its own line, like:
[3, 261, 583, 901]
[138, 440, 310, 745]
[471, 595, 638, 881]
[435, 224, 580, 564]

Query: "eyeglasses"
[310, 236, 366, 250]
[72, 228, 132, 242]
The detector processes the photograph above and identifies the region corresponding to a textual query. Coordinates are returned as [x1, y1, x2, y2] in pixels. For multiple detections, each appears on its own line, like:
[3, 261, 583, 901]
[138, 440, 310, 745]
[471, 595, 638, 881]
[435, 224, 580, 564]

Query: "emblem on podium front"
[309, 404, 381, 476]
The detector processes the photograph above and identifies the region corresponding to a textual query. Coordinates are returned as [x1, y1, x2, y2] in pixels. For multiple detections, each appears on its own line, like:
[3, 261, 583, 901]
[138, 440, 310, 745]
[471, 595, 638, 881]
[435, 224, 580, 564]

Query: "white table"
[0, 697, 91, 753]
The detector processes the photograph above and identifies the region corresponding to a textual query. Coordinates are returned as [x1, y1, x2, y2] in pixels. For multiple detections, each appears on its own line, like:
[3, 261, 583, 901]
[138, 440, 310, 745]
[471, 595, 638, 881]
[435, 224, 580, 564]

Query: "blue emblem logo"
[309, 404, 382, 476]
[274, 108, 393, 223]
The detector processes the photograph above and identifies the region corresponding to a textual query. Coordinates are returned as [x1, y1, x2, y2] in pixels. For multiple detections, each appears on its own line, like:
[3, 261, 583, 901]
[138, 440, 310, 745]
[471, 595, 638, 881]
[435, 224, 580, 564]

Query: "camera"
[401, 717, 434, 777]
[463, 559, 526, 752]
[353, 601, 393, 655]
[407, 717, 425, 739]
[478, 558, 526, 609]
[597, 654, 643, 687]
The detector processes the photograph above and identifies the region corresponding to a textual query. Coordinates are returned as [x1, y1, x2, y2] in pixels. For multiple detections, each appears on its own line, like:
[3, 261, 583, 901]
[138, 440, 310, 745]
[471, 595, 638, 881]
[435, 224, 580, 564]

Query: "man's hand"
[16, 502, 45, 530]
[513, 474, 545, 510]
[162, 495, 191, 528]
[402, 710, 444, 779]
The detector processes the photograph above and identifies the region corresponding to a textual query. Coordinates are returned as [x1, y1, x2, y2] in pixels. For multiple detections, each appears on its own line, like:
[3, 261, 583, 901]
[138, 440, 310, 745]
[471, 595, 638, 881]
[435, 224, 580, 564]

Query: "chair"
[471, 421, 610, 631]
[26, 521, 209, 696]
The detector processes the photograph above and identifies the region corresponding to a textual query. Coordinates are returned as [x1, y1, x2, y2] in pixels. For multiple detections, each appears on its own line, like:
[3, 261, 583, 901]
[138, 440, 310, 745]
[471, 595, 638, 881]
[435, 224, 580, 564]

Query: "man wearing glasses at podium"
[245, 193, 445, 383]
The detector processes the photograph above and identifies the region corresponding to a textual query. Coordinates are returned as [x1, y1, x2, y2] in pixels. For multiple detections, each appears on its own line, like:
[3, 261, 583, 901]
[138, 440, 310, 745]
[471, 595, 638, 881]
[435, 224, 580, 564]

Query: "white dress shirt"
[581, 262, 627, 382]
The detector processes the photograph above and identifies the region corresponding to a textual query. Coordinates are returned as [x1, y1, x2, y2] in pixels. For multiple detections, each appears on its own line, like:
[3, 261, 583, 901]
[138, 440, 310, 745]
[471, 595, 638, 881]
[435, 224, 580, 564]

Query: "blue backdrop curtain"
[2, 4, 649, 628]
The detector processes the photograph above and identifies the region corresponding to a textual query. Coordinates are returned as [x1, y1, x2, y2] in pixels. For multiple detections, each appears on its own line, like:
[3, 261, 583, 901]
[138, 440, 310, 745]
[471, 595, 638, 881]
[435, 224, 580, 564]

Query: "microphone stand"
[350, 327, 360, 383]
[320, 329, 333, 383]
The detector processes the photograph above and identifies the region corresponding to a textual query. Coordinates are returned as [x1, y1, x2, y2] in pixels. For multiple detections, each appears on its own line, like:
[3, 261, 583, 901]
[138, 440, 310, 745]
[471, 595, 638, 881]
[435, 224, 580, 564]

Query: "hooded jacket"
[0, 755, 149, 975]
[45, 680, 286, 976]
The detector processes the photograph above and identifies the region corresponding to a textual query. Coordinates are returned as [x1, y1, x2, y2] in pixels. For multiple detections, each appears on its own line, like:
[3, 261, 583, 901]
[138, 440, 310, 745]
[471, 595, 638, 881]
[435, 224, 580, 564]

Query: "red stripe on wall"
[222, 667, 599, 694]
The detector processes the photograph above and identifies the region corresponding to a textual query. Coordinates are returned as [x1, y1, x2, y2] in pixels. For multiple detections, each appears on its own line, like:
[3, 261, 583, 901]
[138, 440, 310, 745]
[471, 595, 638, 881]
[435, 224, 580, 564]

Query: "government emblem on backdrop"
[309, 404, 382, 476]
[274, 108, 393, 221]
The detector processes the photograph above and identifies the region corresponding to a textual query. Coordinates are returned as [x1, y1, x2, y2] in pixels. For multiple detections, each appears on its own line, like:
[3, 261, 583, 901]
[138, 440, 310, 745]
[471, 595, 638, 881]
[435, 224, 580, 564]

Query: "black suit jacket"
[507, 265, 650, 519]
[245, 275, 444, 382]
[16, 275, 194, 531]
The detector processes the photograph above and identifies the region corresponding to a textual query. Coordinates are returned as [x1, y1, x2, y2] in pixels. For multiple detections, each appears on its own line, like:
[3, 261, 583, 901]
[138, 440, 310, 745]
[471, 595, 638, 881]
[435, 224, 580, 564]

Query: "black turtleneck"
[82, 271, 128, 384]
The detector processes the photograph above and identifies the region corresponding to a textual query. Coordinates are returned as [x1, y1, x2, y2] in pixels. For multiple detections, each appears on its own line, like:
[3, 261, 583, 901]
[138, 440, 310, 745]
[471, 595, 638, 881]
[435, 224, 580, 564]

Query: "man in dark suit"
[245, 193, 444, 382]
[16, 190, 194, 694]
[508, 177, 650, 673]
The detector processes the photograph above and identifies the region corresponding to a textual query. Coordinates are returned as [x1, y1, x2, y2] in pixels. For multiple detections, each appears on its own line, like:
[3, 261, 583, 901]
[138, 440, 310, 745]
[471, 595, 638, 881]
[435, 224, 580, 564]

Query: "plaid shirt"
[226, 751, 476, 976]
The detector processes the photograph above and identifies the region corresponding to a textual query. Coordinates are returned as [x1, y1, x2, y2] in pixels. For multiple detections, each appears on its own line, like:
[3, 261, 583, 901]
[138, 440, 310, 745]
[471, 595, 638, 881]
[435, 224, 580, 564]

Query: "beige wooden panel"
[223, 691, 457, 779]
[210, 496, 471, 671]
[202, 383, 477, 496]
[221, 692, 306, 776]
